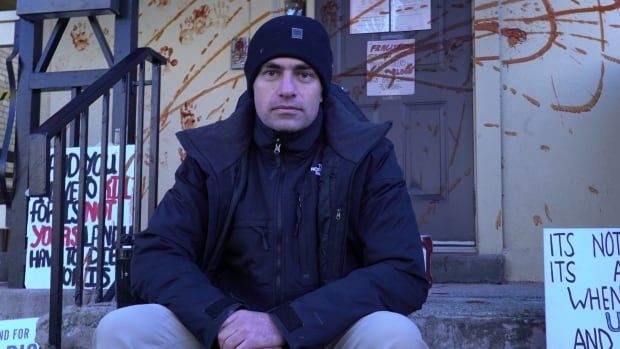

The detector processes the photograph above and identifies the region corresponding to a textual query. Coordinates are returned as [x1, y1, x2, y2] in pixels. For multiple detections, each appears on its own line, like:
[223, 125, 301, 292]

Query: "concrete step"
[0, 282, 546, 349]
[410, 283, 545, 349]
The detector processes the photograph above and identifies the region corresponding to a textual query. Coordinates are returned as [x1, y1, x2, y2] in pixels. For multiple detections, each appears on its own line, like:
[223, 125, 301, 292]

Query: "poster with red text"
[367, 39, 415, 96]
[25, 146, 135, 289]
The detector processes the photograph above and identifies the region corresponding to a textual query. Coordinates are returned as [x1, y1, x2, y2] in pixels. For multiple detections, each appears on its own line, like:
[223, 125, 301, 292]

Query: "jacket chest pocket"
[295, 211, 319, 287]
[226, 220, 272, 285]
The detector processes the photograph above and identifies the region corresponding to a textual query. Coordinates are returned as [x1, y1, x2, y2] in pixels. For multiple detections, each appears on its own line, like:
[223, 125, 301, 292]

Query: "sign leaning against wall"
[544, 228, 620, 348]
[25, 146, 135, 289]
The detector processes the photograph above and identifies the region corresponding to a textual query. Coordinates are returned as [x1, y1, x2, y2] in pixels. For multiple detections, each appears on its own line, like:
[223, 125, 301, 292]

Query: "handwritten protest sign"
[544, 228, 620, 348]
[25, 146, 135, 289]
[0, 317, 39, 349]
[367, 39, 415, 96]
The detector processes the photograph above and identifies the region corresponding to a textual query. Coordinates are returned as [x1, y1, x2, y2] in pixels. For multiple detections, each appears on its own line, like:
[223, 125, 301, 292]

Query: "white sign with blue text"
[544, 228, 620, 348]
[0, 317, 39, 349]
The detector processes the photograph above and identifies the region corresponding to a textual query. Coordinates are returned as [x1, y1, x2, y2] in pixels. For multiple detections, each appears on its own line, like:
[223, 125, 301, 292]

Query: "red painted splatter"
[501, 27, 528, 47]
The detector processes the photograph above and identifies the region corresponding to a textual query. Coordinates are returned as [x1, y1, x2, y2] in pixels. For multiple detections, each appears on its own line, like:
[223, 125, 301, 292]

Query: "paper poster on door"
[391, 0, 431, 31]
[350, 0, 390, 34]
[367, 39, 415, 96]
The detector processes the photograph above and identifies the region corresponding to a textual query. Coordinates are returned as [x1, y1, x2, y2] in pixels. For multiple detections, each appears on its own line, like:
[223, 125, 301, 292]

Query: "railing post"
[133, 63, 145, 237]
[112, 0, 138, 143]
[28, 133, 50, 196]
[74, 107, 89, 306]
[49, 131, 67, 349]
[115, 74, 131, 308]
[149, 63, 161, 216]
[8, 18, 43, 288]
[96, 92, 111, 302]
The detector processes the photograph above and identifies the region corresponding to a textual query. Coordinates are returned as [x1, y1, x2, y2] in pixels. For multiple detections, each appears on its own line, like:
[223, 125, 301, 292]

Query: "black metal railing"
[28, 47, 165, 348]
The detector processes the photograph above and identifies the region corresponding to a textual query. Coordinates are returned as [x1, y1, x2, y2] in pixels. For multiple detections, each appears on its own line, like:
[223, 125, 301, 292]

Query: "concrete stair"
[411, 283, 545, 348]
[0, 282, 546, 349]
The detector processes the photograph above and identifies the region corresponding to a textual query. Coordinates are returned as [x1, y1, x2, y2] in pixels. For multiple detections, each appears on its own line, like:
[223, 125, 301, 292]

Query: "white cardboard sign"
[0, 317, 39, 349]
[25, 146, 135, 289]
[544, 228, 620, 348]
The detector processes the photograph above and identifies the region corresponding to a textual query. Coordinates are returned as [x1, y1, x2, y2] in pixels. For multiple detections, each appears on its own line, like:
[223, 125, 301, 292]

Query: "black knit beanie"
[244, 15, 333, 98]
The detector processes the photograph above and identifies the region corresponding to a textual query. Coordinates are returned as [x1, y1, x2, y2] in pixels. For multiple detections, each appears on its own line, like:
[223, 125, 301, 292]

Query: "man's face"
[253, 57, 322, 133]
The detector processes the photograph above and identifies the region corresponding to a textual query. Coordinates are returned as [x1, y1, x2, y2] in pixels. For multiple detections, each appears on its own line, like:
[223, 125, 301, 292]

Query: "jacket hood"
[177, 84, 391, 173]
[322, 84, 392, 162]
[176, 92, 254, 173]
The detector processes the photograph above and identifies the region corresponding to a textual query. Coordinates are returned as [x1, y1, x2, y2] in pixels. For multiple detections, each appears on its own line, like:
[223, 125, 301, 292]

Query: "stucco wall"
[41, 0, 620, 282]
[475, 0, 620, 281]
[45, 0, 287, 196]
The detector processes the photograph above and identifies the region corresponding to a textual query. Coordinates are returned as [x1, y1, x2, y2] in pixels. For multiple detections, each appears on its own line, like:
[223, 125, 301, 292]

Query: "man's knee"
[341, 311, 428, 349]
[97, 304, 156, 336]
[94, 304, 172, 348]
[364, 312, 424, 340]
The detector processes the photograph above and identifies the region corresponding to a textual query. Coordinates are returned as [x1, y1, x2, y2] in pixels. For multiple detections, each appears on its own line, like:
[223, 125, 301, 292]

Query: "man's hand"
[218, 309, 285, 349]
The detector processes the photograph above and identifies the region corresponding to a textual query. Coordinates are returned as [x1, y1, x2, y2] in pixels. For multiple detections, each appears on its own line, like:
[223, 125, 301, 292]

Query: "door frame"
[472, 0, 503, 256]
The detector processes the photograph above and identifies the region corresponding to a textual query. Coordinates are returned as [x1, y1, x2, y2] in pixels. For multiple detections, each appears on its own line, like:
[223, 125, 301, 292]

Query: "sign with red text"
[367, 39, 415, 96]
[0, 317, 39, 349]
[544, 228, 620, 349]
[25, 146, 135, 289]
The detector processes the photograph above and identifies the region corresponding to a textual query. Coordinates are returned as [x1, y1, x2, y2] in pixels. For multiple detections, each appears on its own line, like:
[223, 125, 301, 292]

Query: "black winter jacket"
[131, 84, 429, 348]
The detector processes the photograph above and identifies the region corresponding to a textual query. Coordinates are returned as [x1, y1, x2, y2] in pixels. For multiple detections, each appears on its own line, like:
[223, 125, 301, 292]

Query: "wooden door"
[317, 0, 475, 251]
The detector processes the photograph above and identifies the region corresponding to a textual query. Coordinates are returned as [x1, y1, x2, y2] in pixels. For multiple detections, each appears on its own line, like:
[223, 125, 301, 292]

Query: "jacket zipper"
[274, 138, 282, 167]
[295, 192, 302, 236]
[336, 161, 363, 276]
[274, 138, 284, 304]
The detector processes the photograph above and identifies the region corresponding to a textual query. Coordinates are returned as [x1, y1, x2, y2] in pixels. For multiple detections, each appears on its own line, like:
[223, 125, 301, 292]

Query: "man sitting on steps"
[94, 15, 430, 349]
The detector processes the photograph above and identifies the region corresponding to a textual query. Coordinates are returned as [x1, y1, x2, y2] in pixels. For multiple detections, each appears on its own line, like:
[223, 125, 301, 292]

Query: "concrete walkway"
[1, 282, 546, 348]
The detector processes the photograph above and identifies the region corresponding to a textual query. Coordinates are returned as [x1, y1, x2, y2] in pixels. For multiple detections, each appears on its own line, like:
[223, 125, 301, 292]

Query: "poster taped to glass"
[350, 0, 390, 34]
[391, 0, 431, 31]
[367, 39, 415, 96]
[350, 0, 431, 34]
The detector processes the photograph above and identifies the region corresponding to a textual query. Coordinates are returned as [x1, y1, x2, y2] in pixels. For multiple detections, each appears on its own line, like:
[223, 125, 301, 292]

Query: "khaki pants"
[94, 304, 429, 349]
